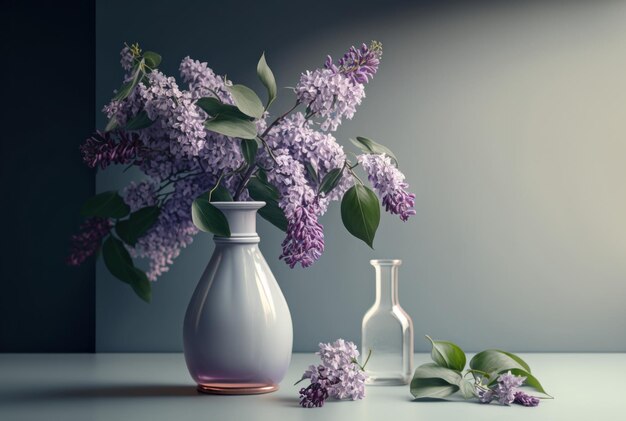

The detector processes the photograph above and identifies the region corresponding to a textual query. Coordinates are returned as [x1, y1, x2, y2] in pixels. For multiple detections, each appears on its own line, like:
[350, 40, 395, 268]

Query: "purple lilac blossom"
[294, 42, 381, 131]
[120, 46, 134, 72]
[131, 176, 212, 280]
[318, 338, 360, 370]
[67, 218, 112, 266]
[358, 153, 416, 221]
[513, 391, 540, 407]
[262, 148, 315, 218]
[179, 57, 233, 102]
[478, 388, 495, 404]
[317, 339, 366, 401]
[325, 41, 382, 85]
[263, 111, 357, 268]
[496, 371, 526, 405]
[331, 364, 367, 400]
[137, 70, 208, 158]
[299, 340, 367, 407]
[479, 372, 536, 406]
[295, 68, 365, 131]
[80, 131, 142, 169]
[123, 180, 158, 212]
[280, 204, 324, 268]
[265, 112, 352, 213]
[299, 381, 330, 408]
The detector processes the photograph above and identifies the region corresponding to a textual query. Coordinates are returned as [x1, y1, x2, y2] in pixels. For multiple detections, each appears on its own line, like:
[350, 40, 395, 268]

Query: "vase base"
[197, 383, 279, 395]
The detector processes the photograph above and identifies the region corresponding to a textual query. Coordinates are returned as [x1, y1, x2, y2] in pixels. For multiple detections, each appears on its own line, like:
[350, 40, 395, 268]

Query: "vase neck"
[371, 259, 401, 307]
[212, 201, 265, 243]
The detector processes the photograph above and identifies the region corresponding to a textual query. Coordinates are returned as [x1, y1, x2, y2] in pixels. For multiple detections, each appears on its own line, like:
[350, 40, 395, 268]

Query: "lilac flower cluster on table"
[299, 339, 367, 408]
[69, 41, 417, 281]
[478, 371, 540, 407]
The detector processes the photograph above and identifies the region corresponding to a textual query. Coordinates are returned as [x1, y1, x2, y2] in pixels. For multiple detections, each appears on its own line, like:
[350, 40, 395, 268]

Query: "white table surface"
[1, 353, 624, 420]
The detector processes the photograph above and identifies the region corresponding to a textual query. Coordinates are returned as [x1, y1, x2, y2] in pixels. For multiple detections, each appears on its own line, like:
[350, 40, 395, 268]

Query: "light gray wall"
[96, 0, 626, 352]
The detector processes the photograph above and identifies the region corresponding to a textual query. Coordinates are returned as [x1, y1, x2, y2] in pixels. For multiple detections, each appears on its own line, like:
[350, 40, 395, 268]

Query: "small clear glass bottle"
[362, 259, 413, 385]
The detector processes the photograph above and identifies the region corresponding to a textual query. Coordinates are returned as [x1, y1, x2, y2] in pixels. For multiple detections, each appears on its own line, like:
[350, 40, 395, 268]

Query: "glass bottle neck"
[374, 264, 399, 307]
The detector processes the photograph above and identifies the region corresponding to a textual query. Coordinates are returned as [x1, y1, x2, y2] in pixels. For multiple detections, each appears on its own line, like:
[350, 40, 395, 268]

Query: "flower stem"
[233, 164, 258, 200]
[352, 349, 372, 371]
[348, 166, 364, 185]
[232, 102, 300, 199]
[261, 101, 300, 138]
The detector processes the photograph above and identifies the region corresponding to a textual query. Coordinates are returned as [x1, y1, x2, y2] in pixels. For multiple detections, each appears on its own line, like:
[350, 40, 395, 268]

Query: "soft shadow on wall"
[1, 1, 95, 352]
[96, 0, 626, 352]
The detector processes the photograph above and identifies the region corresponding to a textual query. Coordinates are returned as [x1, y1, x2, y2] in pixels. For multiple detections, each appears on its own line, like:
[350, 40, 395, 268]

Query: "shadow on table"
[267, 395, 300, 408]
[0, 384, 205, 405]
[412, 397, 466, 403]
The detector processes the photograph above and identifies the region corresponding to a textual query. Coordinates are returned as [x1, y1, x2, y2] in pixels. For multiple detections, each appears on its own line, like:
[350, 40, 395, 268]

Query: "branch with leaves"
[69, 41, 416, 302]
[411, 336, 552, 406]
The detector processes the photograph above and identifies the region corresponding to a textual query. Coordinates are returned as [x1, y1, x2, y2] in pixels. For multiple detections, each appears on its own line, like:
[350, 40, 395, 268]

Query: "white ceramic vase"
[183, 201, 293, 394]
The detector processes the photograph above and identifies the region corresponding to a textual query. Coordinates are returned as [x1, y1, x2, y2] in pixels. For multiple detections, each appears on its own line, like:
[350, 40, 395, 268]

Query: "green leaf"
[204, 114, 257, 139]
[102, 236, 152, 303]
[305, 162, 318, 184]
[125, 110, 154, 130]
[81, 191, 130, 218]
[241, 139, 258, 166]
[115, 206, 160, 246]
[426, 335, 467, 372]
[257, 52, 277, 109]
[350, 136, 399, 166]
[113, 81, 135, 102]
[256, 200, 288, 232]
[257, 168, 268, 183]
[497, 350, 532, 372]
[143, 51, 161, 68]
[318, 168, 344, 195]
[410, 377, 459, 400]
[209, 184, 233, 202]
[113, 60, 143, 101]
[470, 349, 530, 376]
[458, 378, 476, 399]
[247, 177, 287, 232]
[102, 236, 133, 284]
[196, 97, 250, 120]
[412, 363, 462, 385]
[227, 84, 265, 119]
[104, 116, 119, 132]
[247, 176, 279, 201]
[340, 184, 380, 248]
[129, 270, 152, 303]
[412, 362, 476, 400]
[191, 196, 231, 236]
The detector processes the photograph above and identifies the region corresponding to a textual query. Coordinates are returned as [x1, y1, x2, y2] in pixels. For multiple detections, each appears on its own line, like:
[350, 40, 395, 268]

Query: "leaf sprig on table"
[410, 336, 552, 406]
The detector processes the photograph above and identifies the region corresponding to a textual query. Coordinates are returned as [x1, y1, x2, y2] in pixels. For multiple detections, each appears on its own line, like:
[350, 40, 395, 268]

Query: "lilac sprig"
[299, 379, 331, 408]
[80, 131, 142, 169]
[478, 371, 540, 407]
[297, 339, 369, 408]
[514, 391, 541, 407]
[358, 153, 416, 221]
[413, 337, 547, 408]
[280, 203, 325, 268]
[325, 41, 383, 84]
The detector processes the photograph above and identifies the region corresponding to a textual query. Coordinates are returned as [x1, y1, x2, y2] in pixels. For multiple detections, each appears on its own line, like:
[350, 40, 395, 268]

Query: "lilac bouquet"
[68, 41, 416, 302]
